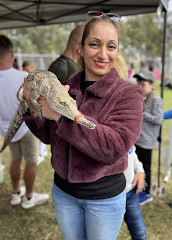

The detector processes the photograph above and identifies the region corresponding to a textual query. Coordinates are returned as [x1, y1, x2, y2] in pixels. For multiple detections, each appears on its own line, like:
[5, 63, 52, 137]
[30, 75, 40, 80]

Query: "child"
[22, 60, 35, 73]
[133, 69, 164, 205]
[124, 145, 146, 239]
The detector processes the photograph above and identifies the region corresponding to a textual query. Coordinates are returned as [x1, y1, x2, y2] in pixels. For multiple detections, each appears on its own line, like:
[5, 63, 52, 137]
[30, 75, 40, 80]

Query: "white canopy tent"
[0, 0, 168, 29]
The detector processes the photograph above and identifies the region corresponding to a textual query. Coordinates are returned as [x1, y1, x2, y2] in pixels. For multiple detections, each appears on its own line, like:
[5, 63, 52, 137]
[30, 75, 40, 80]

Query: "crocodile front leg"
[28, 90, 42, 118]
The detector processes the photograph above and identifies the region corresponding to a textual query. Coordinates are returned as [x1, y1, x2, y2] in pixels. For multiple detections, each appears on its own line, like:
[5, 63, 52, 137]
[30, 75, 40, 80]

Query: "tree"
[0, 23, 78, 54]
[119, 13, 165, 61]
[0, 12, 171, 61]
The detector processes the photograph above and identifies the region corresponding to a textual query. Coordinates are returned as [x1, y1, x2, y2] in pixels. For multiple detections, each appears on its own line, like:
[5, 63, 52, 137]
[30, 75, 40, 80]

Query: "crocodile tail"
[17, 84, 24, 102]
[0, 104, 24, 153]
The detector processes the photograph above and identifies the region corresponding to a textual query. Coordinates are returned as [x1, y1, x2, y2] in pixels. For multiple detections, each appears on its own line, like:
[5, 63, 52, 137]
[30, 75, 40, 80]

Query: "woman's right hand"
[37, 84, 70, 121]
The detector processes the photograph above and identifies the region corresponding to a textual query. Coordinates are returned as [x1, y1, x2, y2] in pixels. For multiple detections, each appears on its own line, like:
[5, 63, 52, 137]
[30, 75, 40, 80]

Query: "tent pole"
[158, 9, 167, 188]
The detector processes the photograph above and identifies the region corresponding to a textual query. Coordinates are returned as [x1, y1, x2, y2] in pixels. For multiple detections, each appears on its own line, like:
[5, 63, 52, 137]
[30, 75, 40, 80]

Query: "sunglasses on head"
[87, 11, 121, 21]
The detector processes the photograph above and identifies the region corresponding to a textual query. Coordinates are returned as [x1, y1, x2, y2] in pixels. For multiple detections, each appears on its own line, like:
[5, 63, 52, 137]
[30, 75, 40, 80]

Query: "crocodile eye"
[59, 101, 67, 107]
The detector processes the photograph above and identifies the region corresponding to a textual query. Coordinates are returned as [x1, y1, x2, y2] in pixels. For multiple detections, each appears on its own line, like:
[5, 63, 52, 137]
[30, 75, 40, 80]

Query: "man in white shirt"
[0, 35, 49, 209]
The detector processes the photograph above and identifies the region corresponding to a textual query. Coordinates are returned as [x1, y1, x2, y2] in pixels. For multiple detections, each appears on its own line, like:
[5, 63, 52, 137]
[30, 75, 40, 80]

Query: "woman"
[23, 13, 143, 240]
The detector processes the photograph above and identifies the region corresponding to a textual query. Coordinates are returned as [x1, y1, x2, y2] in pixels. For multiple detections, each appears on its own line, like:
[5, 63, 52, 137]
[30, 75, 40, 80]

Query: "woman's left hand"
[37, 85, 70, 121]
[37, 96, 60, 121]
[132, 172, 144, 194]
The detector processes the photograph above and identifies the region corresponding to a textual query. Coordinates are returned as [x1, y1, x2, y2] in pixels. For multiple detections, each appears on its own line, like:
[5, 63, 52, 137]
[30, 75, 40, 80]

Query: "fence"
[15, 50, 172, 81]
[14, 49, 59, 71]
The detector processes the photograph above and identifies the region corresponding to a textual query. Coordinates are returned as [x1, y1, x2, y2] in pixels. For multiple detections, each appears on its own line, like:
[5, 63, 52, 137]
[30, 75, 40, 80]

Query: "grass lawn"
[0, 82, 172, 240]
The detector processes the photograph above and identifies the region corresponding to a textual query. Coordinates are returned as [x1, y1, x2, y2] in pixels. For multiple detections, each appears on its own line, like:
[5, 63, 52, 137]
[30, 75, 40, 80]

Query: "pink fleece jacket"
[23, 68, 143, 183]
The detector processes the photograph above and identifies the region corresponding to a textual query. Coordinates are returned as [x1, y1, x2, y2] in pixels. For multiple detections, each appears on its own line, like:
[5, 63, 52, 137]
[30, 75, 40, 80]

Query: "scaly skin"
[0, 105, 24, 153]
[0, 70, 96, 153]
[26, 70, 96, 129]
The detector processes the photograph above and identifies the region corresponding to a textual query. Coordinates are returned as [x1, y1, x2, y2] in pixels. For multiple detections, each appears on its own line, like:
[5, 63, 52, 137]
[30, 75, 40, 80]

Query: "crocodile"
[0, 70, 96, 153]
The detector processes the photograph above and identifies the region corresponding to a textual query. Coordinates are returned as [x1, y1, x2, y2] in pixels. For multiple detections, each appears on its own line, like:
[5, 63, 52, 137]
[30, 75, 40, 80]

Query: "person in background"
[169, 200, 172, 208]
[164, 109, 172, 120]
[124, 145, 146, 240]
[48, 24, 85, 82]
[148, 61, 154, 72]
[23, 12, 143, 240]
[163, 109, 172, 207]
[128, 62, 135, 82]
[13, 58, 20, 70]
[22, 60, 48, 164]
[133, 69, 164, 205]
[0, 35, 49, 209]
[140, 61, 146, 71]
[22, 60, 35, 73]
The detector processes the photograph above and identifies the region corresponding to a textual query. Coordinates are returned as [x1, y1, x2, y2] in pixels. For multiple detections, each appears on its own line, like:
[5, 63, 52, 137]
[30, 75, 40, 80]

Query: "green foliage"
[0, 23, 78, 54]
[120, 13, 165, 59]
[120, 12, 172, 62]
[0, 12, 172, 62]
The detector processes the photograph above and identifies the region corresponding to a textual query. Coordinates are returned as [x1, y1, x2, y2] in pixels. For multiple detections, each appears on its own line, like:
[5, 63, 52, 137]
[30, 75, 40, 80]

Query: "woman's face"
[81, 22, 119, 81]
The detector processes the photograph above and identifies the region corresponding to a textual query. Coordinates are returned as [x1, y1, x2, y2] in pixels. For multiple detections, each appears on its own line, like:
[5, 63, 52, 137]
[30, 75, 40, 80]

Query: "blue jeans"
[124, 187, 147, 240]
[52, 183, 126, 240]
